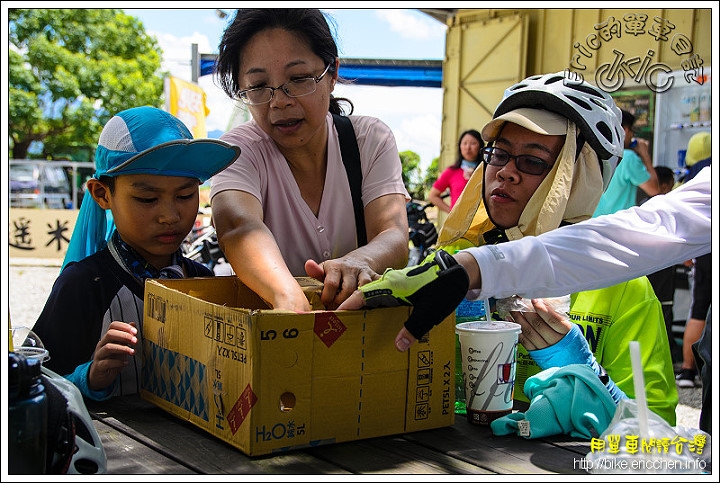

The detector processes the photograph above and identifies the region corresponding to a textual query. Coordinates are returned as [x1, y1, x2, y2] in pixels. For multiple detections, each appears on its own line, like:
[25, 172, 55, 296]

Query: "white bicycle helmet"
[42, 366, 108, 475]
[494, 71, 624, 164]
[12, 328, 107, 475]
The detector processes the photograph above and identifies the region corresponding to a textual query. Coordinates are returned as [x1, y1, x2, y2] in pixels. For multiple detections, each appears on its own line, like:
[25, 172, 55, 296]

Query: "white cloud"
[375, 9, 446, 40]
[200, 78, 247, 133]
[150, 31, 211, 78]
[335, 84, 442, 170]
[146, 29, 236, 134]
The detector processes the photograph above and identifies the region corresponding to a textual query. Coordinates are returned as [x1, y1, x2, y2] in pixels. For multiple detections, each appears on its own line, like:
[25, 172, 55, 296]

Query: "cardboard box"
[141, 276, 455, 456]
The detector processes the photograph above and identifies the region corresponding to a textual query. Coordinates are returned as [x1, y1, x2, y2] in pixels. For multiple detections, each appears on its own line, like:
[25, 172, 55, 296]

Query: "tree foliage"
[399, 151, 440, 200]
[399, 150, 424, 199]
[423, 156, 440, 194]
[8, 9, 167, 160]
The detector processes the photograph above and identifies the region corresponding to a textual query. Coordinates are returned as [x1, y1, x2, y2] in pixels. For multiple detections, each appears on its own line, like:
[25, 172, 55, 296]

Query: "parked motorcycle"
[182, 223, 226, 272]
[406, 200, 438, 266]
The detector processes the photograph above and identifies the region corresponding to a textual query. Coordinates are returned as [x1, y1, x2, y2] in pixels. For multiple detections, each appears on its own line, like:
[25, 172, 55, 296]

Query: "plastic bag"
[583, 399, 711, 474]
[495, 295, 571, 320]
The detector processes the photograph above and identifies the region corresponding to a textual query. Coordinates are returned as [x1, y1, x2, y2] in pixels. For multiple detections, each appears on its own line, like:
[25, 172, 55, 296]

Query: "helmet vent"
[596, 122, 613, 143]
[590, 97, 610, 111]
[566, 94, 592, 112]
[543, 74, 564, 85]
[567, 82, 605, 98]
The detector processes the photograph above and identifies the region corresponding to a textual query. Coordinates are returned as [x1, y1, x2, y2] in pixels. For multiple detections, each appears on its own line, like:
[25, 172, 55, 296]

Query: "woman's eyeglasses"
[238, 64, 333, 105]
[481, 146, 552, 176]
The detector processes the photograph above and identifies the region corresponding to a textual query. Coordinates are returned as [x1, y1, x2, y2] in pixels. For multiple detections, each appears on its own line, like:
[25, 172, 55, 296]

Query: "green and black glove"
[359, 249, 470, 340]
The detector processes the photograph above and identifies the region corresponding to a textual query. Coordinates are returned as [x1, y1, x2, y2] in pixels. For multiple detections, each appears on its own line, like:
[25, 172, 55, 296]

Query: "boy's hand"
[338, 249, 469, 342]
[88, 321, 137, 391]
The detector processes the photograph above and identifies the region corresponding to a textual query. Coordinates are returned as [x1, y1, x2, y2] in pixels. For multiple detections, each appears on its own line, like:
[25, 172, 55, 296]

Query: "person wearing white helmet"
[340, 72, 679, 427]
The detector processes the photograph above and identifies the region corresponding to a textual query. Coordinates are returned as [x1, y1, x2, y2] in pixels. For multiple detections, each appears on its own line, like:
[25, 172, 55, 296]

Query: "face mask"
[461, 160, 478, 179]
[461, 160, 479, 170]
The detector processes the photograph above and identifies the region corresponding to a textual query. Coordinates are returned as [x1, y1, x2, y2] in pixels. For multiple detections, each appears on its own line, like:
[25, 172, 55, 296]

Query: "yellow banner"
[165, 76, 209, 138]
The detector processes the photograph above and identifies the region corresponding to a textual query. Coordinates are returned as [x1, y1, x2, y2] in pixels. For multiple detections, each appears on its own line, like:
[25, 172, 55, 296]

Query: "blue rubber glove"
[529, 324, 627, 404]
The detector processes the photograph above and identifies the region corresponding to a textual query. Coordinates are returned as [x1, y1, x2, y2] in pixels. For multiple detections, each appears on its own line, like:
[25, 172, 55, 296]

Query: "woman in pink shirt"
[427, 129, 483, 214]
[210, 9, 410, 311]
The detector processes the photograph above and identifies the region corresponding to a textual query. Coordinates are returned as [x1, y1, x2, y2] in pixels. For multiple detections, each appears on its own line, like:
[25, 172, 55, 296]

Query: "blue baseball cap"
[95, 106, 240, 182]
[62, 106, 240, 270]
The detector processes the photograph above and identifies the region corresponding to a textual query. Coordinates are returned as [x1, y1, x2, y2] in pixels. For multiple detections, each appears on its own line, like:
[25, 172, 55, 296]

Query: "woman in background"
[427, 129, 483, 214]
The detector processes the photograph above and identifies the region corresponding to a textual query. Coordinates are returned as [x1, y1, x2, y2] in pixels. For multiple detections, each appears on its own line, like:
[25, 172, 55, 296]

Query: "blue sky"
[123, 7, 448, 168]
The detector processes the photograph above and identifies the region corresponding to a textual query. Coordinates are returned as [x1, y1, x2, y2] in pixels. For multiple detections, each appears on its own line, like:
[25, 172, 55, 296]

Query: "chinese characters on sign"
[589, 432, 708, 456]
[9, 209, 77, 259]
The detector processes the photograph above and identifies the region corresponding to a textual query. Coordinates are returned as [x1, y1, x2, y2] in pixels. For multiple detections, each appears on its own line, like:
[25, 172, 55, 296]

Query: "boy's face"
[90, 174, 200, 269]
[484, 122, 564, 229]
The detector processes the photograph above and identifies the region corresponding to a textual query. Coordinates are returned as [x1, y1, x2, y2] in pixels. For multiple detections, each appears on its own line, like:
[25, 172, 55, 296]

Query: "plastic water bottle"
[454, 298, 488, 415]
[9, 352, 48, 474]
[454, 333, 466, 415]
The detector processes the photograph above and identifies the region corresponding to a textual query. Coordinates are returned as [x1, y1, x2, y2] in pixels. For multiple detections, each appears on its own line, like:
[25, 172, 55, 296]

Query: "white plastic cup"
[455, 320, 521, 425]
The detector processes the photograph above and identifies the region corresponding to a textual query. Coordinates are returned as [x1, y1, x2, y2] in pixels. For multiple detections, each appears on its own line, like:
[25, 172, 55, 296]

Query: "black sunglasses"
[481, 146, 552, 176]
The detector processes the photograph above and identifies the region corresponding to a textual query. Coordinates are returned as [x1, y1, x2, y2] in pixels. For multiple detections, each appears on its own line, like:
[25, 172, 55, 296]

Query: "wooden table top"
[87, 394, 592, 475]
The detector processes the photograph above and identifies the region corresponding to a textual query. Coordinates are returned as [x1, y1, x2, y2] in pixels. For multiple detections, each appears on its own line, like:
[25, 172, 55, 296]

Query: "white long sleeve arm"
[468, 166, 712, 300]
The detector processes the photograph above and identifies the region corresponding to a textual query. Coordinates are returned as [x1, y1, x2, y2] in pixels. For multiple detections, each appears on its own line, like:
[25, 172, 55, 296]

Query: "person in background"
[32, 106, 241, 400]
[636, 164, 675, 205]
[427, 129, 484, 214]
[680, 131, 711, 183]
[675, 131, 711, 389]
[654, 165, 676, 194]
[643, 165, 682, 364]
[677, 252, 712, 389]
[210, 9, 409, 311]
[593, 109, 659, 217]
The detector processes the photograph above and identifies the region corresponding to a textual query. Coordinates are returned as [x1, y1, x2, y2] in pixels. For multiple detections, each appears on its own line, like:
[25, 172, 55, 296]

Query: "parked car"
[10, 160, 72, 209]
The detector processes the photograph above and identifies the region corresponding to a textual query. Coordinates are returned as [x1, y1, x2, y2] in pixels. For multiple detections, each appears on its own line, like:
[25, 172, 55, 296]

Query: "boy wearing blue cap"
[32, 106, 241, 400]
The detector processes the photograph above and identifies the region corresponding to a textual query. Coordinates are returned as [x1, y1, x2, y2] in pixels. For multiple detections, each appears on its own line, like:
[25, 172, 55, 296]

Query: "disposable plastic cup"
[11, 327, 50, 363]
[455, 320, 521, 426]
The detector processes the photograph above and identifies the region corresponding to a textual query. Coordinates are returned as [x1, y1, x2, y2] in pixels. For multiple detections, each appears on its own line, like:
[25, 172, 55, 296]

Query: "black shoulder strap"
[332, 113, 367, 246]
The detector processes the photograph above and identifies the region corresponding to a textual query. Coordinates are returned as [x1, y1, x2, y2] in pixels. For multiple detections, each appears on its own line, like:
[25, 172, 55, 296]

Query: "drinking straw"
[9, 312, 14, 352]
[629, 340, 649, 438]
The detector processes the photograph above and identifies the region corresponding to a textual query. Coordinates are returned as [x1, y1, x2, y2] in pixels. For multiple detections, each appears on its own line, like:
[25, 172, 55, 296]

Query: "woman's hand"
[511, 298, 572, 351]
[88, 321, 137, 391]
[305, 258, 376, 309]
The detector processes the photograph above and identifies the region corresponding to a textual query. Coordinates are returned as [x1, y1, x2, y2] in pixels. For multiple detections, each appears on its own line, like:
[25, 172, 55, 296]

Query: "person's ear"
[331, 57, 340, 88]
[86, 178, 112, 209]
